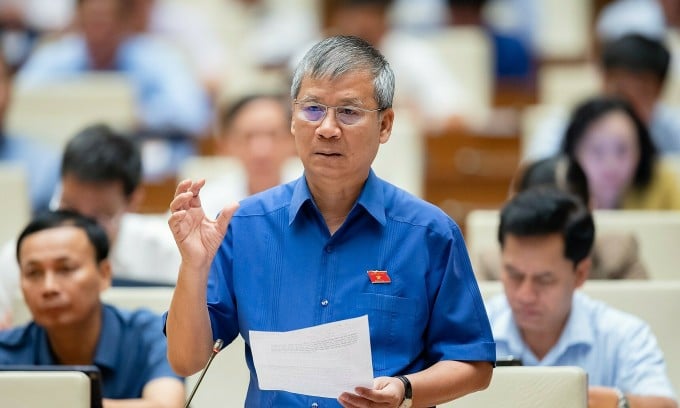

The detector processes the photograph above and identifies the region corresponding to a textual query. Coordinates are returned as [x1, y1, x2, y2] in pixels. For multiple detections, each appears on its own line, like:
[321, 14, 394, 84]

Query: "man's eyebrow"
[503, 263, 523, 275]
[336, 97, 366, 106]
[296, 96, 368, 106]
[533, 271, 555, 280]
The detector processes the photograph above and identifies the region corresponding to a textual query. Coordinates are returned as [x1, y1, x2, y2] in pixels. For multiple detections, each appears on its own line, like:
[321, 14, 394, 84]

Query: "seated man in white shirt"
[487, 188, 677, 408]
[0, 123, 180, 329]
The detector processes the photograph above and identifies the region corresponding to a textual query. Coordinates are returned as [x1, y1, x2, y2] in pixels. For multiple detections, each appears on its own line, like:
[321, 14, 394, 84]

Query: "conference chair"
[7, 73, 136, 149]
[0, 163, 30, 245]
[533, 0, 592, 61]
[466, 209, 680, 280]
[537, 63, 601, 108]
[421, 26, 492, 126]
[442, 366, 588, 408]
[372, 109, 424, 198]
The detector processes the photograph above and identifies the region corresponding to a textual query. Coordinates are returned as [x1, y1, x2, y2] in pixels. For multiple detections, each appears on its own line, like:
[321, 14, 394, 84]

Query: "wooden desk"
[137, 177, 178, 214]
[425, 129, 520, 234]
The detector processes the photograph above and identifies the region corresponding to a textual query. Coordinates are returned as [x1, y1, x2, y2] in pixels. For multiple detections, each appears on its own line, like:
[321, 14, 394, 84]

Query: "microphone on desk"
[184, 339, 224, 408]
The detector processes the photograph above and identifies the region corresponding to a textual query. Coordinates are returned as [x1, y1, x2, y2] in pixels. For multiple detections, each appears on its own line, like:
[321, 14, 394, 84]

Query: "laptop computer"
[0, 365, 103, 408]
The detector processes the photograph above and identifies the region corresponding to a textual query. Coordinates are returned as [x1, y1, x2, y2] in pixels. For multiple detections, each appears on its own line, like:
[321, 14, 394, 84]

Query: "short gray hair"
[290, 36, 395, 110]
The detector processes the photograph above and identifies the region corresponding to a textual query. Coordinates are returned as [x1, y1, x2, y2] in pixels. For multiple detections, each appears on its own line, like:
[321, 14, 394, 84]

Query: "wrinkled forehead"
[19, 226, 93, 264]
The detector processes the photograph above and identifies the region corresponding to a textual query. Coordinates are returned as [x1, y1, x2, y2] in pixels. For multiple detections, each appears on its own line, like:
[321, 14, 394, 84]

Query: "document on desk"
[249, 315, 374, 398]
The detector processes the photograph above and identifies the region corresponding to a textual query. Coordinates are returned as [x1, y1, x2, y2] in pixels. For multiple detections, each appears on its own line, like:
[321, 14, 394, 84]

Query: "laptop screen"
[0, 365, 103, 408]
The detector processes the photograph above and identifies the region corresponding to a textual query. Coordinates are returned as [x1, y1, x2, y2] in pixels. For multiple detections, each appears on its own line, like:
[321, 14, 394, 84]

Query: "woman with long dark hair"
[562, 96, 680, 209]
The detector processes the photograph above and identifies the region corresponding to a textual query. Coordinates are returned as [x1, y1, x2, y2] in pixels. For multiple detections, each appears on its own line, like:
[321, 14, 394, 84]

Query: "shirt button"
[311, 403, 319, 408]
[325, 245, 333, 253]
[321, 299, 329, 306]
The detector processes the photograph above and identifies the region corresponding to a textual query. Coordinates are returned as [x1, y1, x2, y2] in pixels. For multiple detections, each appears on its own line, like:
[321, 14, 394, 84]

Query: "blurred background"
[1, 0, 680, 238]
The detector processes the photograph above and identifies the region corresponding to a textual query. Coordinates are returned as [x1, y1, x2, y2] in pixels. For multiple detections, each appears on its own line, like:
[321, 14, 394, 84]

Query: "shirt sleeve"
[616, 318, 676, 400]
[206, 226, 240, 346]
[16, 37, 86, 86]
[141, 312, 183, 383]
[424, 222, 496, 364]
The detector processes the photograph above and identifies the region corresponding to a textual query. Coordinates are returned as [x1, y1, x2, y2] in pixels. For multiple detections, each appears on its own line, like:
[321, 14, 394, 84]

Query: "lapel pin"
[367, 270, 391, 284]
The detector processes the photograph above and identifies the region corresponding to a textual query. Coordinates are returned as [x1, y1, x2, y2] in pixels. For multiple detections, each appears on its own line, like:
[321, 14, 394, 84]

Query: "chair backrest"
[441, 366, 588, 407]
[7, 74, 136, 149]
[466, 209, 680, 280]
[478, 280, 680, 393]
[179, 156, 303, 186]
[592, 211, 680, 280]
[0, 163, 30, 245]
[534, 0, 592, 60]
[519, 104, 569, 160]
[538, 63, 601, 108]
[0, 371, 91, 408]
[179, 156, 246, 186]
[373, 109, 424, 198]
[421, 27, 493, 125]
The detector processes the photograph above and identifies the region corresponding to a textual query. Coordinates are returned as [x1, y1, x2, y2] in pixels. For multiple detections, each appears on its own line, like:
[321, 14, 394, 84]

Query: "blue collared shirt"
[206, 170, 496, 407]
[487, 292, 677, 399]
[0, 304, 181, 399]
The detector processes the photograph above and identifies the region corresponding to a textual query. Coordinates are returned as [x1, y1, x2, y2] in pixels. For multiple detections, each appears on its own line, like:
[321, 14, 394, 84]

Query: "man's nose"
[41, 272, 60, 296]
[516, 280, 537, 303]
[316, 108, 341, 139]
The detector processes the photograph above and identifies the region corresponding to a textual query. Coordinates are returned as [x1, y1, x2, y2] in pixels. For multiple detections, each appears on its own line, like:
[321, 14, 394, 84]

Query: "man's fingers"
[170, 187, 208, 213]
[338, 392, 391, 408]
[168, 210, 188, 236]
[174, 179, 193, 197]
[188, 179, 206, 197]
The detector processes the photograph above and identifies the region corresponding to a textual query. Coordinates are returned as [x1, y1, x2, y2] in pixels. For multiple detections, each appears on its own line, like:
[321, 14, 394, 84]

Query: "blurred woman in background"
[562, 96, 680, 210]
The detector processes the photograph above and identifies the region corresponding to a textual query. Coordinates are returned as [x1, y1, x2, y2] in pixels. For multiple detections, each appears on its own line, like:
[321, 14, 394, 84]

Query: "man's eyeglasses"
[294, 100, 384, 126]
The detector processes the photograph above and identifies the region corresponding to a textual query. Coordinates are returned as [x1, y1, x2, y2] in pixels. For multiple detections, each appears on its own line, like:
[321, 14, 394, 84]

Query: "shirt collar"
[32, 305, 121, 369]
[35, 326, 57, 365]
[553, 291, 595, 349]
[491, 297, 526, 356]
[288, 170, 387, 227]
[92, 304, 122, 371]
[495, 292, 595, 365]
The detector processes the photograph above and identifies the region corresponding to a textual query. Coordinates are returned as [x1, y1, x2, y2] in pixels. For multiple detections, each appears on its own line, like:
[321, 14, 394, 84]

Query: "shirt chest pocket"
[356, 293, 423, 373]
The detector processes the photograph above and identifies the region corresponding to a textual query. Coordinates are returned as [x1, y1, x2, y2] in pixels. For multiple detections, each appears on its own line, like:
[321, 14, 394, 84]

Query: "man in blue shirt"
[16, 0, 212, 180]
[165, 35, 495, 407]
[0, 210, 184, 407]
[487, 188, 677, 408]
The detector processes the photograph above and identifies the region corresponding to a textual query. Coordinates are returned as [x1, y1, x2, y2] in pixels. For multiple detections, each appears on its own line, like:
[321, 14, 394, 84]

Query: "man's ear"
[379, 108, 394, 144]
[290, 99, 297, 136]
[98, 259, 112, 293]
[126, 187, 144, 213]
[574, 257, 591, 288]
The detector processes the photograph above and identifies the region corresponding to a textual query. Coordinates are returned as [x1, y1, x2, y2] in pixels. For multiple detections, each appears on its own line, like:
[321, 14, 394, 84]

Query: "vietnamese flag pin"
[367, 270, 391, 284]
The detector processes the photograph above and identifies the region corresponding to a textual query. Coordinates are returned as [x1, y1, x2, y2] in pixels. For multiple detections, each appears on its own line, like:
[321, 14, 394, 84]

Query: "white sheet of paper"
[249, 315, 374, 398]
